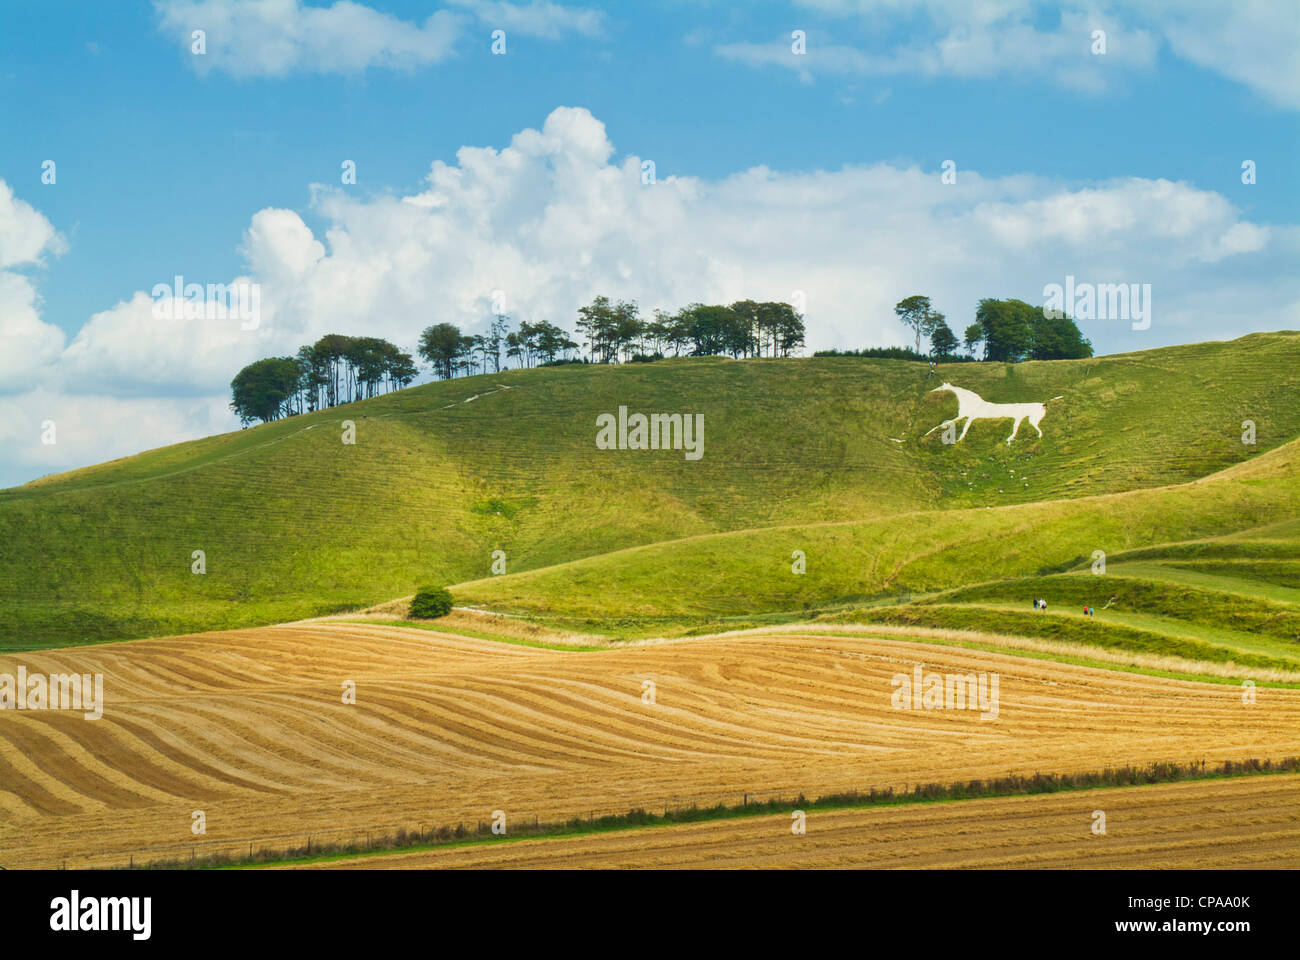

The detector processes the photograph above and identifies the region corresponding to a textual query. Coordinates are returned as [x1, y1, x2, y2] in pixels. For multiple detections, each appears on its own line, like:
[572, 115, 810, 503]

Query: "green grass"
[457, 436, 1300, 621]
[925, 573, 1300, 644]
[1123, 560, 1300, 597]
[4, 330, 1298, 649]
[805, 624, 1300, 688]
[844, 603, 1299, 673]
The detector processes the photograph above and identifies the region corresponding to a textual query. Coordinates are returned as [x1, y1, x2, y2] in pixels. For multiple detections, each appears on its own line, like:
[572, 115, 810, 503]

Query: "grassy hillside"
[455, 438, 1300, 619]
[3, 331, 1297, 648]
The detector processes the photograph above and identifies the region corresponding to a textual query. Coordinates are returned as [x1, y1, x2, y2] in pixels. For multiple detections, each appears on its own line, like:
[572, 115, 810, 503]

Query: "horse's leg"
[924, 418, 957, 437]
[1006, 417, 1022, 444]
[957, 416, 975, 441]
[1030, 414, 1044, 438]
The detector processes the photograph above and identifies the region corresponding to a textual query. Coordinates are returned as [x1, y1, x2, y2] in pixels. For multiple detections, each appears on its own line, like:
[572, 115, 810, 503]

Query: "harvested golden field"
[2, 622, 1298, 869]
[301, 774, 1300, 869]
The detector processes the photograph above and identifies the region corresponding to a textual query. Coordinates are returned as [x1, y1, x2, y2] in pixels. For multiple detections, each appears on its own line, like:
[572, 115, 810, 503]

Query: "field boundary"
[110, 757, 1300, 871]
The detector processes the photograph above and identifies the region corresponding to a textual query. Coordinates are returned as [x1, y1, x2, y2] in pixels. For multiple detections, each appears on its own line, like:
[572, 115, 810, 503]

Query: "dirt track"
[2, 622, 1298, 868]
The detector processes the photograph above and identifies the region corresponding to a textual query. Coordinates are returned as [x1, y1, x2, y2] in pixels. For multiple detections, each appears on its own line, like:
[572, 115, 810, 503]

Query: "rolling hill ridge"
[2, 330, 1297, 648]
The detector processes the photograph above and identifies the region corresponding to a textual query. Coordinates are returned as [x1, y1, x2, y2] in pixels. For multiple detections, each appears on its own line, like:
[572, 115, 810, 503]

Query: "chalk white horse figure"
[924, 383, 1063, 445]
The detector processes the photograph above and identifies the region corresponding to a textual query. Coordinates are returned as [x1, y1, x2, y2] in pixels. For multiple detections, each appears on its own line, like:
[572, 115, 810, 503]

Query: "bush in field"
[409, 586, 453, 619]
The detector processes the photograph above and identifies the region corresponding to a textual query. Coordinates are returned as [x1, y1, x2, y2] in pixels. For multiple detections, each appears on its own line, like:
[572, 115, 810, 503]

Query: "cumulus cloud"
[154, 0, 604, 76]
[724, 0, 1298, 108]
[0, 107, 1293, 486]
[0, 182, 66, 387]
[58, 288, 273, 397]
[0, 388, 236, 485]
[0, 180, 67, 269]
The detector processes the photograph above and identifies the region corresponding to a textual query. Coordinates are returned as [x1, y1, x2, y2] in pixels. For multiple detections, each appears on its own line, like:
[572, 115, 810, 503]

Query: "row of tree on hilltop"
[887, 295, 1093, 361]
[230, 296, 807, 424]
[417, 297, 807, 376]
[231, 334, 419, 425]
[229, 293, 1088, 425]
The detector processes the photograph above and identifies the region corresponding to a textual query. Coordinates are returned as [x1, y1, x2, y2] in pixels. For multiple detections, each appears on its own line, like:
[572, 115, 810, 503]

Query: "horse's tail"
[1049, 395, 1064, 402]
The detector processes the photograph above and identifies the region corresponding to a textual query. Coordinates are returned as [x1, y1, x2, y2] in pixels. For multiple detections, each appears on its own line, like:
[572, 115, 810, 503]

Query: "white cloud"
[1152, 0, 1300, 110]
[0, 272, 66, 386]
[241, 207, 326, 281]
[154, 0, 604, 77]
[0, 107, 1293, 486]
[447, 0, 604, 39]
[0, 387, 235, 486]
[0, 180, 67, 269]
[722, 2, 1156, 93]
[972, 177, 1271, 263]
[58, 288, 272, 396]
[155, 0, 462, 76]
[0, 182, 67, 387]
[726, 0, 1298, 108]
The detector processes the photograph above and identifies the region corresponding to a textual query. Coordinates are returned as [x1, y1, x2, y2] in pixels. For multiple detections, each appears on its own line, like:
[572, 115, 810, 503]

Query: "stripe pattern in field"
[301, 775, 1300, 869]
[2, 622, 1298, 868]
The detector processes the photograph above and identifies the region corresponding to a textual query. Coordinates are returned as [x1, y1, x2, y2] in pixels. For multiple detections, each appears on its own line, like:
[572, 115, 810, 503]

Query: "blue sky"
[0, 0, 1297, 486]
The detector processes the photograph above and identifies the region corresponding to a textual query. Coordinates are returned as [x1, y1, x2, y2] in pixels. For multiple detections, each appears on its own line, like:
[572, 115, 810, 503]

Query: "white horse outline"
[924, 383, 1064, 445]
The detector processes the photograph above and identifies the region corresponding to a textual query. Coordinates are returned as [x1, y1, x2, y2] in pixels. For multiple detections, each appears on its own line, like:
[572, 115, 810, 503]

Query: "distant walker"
[924, 384, 1064, 445]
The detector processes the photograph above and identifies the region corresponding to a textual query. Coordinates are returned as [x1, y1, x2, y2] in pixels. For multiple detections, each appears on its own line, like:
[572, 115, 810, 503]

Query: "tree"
[894, 295, 933, 354]
[680, 304, 739, 355]
[976, 298, 1035, 362]
[576, 296, 619, 362]
[1029, 311, 1093, 360]
[386, 349, 418, 389]
[719, 305, 755, 358]
[664, 308, 695, 356]
[929, 319, 958, 358]
[230, 357, 301, 425]
[974, 298, 1092, 362]
[418, 323, 464, 379]
[531, 320, 577, 363]
[922, 310, 947, 354]
[312, 333, 353, 406]
[294, 344, 328, 412]
[409, 585, 453, 619]
[963, 322, 984, 360]
[465, 334, 487, 376]
[772, 302, 807, 357]
[347, 336, 390, 400]
[486, 313, 509, 373]
[728, 300, 764, 356]
[644, 310, 672, 355]
[611, 299, 644, 361]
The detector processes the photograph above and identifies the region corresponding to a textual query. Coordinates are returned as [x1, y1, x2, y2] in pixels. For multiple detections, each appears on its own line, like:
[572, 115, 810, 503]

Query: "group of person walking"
[1032, 597, 1096, 617]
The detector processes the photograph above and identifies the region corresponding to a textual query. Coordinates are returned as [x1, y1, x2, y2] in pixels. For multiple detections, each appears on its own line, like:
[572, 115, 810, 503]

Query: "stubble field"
[3, 620, 1297, 869]
[297, 774, 1300, 869]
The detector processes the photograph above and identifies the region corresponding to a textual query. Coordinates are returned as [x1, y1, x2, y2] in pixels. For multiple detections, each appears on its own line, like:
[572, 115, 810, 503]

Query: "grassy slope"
[2, 331, 1297, 647]
[456, 436, 1300, 619]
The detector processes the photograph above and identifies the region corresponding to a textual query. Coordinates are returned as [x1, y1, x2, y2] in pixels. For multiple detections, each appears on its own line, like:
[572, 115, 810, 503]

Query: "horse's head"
[930, 382, 956, 393]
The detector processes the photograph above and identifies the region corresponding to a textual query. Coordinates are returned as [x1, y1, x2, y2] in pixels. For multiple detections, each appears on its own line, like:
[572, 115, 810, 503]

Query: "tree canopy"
[976, 298, 1092, 362]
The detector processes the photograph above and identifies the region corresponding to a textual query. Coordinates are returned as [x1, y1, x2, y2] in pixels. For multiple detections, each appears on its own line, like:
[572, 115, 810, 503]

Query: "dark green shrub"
[409, 586, 453, 619]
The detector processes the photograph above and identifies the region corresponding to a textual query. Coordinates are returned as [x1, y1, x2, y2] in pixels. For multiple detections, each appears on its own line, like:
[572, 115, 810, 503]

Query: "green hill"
[454, 437, 1300, 621]
[2, 330, 1297, 649]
